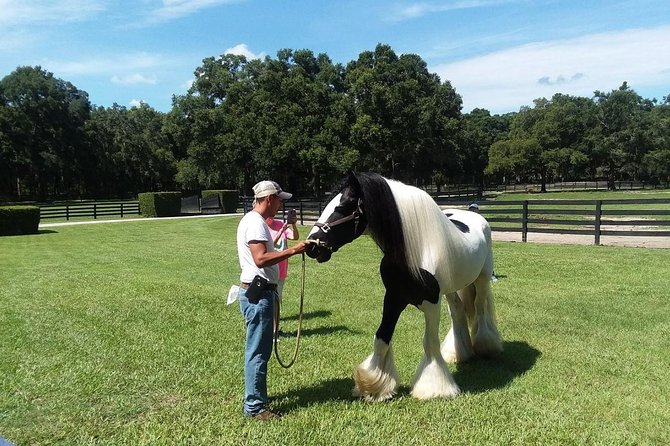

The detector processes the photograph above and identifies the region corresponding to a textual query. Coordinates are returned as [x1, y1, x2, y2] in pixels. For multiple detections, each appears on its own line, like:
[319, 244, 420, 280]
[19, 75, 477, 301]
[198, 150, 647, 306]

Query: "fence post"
[522, 200, 528, 242]
[93, 203, 97, 219]
[120, 202, 124, 218]
[300, 202, 304, 226]
[594, 200, 602, 245]
[66, 204, 70, 221]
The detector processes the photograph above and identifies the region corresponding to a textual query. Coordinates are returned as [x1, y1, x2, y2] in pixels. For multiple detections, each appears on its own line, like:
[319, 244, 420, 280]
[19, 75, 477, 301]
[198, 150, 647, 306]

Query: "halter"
[313, 198, 364, 236]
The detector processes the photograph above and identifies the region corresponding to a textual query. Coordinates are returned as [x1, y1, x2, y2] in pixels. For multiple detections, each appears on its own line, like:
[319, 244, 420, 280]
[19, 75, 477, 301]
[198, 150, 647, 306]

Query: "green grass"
[2, 217, 670, 445]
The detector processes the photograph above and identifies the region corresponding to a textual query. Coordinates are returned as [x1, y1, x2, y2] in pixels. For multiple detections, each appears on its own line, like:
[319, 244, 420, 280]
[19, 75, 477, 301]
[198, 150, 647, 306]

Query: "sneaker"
[253, 409, 282, 421]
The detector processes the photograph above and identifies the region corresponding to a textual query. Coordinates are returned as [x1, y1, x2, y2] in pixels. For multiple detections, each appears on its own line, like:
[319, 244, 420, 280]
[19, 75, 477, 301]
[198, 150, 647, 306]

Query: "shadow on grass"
[452, 340, 541, 394]
[37, 229, 59, 235]
[281, 310, 332, 321]
[274, 340, 540, 413]
[274, 378, 355, 412]
[279, 325, 361, 338]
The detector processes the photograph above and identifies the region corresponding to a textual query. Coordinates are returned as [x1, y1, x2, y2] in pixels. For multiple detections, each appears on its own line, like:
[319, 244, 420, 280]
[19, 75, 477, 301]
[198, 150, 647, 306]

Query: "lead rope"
[273, 251, 306, 368]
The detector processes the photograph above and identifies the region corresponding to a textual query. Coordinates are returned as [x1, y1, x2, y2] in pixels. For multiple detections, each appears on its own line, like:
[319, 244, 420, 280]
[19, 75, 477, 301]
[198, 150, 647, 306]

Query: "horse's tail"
[483, 218, 495, 277]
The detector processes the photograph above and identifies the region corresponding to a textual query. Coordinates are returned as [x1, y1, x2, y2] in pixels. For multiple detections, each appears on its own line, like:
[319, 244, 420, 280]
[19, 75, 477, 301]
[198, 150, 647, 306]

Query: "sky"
[1, 0, 669, 115]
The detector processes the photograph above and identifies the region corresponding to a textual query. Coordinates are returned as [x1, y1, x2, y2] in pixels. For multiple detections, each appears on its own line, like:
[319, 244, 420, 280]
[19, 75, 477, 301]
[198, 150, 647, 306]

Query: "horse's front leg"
[412, 299, 461, 399]
[353, 290, 405, 402]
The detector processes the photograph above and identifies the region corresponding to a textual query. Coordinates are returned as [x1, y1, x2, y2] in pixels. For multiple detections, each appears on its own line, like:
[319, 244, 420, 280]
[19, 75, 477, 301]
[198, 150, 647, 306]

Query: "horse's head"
[306, 172, 368, 263]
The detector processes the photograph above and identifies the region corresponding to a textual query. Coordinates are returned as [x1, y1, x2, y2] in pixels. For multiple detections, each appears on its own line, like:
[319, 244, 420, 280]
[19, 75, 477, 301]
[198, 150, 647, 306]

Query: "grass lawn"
[1, 217, 669, 445]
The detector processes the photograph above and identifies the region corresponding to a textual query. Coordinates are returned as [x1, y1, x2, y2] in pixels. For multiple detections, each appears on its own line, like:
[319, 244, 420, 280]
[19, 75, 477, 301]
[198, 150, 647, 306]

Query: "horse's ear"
[347, 171, 361, 193]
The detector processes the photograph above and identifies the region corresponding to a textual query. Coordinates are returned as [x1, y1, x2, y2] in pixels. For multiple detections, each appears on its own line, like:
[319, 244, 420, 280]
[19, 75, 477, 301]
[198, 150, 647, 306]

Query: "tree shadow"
[281, 310, 332, 321]
[451, 340, 541, 393]
[37, 229, 59, 235]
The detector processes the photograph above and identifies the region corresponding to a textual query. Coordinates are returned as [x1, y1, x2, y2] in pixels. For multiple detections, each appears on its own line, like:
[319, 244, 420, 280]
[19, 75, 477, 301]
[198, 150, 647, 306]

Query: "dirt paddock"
[492, 231, 670, 249]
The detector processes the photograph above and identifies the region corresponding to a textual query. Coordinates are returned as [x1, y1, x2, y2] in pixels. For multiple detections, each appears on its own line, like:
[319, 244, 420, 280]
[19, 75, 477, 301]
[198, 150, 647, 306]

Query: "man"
[236, 180, 308, 420]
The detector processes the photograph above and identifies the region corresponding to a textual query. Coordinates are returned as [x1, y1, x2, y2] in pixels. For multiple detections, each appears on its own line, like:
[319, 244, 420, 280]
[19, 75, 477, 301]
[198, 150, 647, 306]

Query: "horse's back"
[440, 208, 494, 289]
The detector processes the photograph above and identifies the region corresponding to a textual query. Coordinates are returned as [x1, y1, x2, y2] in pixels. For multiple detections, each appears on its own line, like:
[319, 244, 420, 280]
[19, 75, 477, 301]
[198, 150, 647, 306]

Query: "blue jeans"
[239, 287, 275, 416]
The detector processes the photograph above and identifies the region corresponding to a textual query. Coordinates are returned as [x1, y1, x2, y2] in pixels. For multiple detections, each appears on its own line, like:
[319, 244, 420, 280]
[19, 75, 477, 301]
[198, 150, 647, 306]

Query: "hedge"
[138, 192, 182, 217]
[0, 206, 40, 236]
[202, 190, 239, 213]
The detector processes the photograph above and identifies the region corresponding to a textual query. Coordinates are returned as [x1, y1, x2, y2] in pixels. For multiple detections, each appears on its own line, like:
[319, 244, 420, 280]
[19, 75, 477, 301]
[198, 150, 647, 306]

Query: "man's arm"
[249, 239, 308, 268]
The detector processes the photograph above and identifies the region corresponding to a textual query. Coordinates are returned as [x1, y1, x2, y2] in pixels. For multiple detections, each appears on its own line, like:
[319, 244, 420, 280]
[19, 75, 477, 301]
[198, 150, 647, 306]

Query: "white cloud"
[0, 0, 106, 25]
[223, 43, 265, 60]
[129, 99, 145, 107]
[431, 25, 670, 113]
[144, 0, 241, 25]
[43, 52, 167, 76]
[111, 74, 158, 85]
[388, 0, 518, 22]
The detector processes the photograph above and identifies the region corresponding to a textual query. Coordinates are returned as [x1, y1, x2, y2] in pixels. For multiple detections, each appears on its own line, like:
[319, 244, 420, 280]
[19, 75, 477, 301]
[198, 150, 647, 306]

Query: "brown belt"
[240, 282, 278, 290]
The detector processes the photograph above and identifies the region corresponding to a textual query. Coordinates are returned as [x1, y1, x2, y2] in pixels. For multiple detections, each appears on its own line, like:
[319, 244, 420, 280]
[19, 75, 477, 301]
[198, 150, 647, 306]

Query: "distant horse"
[306, 172, 503, 401]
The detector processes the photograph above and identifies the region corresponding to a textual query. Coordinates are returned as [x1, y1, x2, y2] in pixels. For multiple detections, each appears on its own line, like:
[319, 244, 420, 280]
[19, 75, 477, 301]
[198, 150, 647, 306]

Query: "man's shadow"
[273, 340, 540, 413]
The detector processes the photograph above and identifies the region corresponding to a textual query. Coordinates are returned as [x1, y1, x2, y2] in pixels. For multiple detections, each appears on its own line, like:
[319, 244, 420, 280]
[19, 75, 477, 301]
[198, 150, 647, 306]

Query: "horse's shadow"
[451, 340, 541, 393]
[273, 340, 540, 413]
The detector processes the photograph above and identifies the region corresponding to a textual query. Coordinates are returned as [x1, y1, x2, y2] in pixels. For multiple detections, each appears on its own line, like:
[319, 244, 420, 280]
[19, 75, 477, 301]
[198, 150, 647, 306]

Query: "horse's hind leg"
[442, 292, 474, 363]
[471, 275, 503, 357]
[412, 300, 460, 399]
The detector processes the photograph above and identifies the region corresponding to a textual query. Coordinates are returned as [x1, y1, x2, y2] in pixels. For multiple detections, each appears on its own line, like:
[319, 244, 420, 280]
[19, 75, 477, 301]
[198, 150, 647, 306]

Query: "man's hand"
[291, 240, 309, 255]
[286, 209, 298, 224]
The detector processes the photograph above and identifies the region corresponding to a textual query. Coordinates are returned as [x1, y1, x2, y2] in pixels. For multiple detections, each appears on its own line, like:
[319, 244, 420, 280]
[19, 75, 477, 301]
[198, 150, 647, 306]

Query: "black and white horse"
[306, 172, 503, 401]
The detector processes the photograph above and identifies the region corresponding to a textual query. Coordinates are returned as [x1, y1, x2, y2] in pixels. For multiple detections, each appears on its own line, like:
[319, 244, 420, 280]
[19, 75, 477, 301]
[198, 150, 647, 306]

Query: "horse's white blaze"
[307, 193, 342, 238]
[352, 338, 399, 402]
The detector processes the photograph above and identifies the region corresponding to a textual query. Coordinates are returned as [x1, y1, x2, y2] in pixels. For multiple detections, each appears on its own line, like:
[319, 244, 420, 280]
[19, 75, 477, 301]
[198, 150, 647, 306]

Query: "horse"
[305, 172, 503, 402]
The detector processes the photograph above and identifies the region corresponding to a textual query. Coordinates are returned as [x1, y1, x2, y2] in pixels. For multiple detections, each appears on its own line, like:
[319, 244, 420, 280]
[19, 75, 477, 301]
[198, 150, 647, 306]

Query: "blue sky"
[1, 0, 669, 114]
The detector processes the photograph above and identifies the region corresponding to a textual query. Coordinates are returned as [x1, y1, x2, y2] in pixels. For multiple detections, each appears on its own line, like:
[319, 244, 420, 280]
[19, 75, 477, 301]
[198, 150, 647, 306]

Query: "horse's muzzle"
[305, 239, 332, 263]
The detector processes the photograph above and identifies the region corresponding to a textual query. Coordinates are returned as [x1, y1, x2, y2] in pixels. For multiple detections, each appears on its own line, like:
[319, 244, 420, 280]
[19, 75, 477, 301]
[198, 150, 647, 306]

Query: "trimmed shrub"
[0, 206, 40, 236]
[138, 192, 182, 217]
[202, 190, 239, 213]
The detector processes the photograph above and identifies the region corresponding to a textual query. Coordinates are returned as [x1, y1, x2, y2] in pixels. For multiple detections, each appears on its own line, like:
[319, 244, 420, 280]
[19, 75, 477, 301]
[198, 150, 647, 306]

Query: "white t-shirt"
[236, 210, 279, 284]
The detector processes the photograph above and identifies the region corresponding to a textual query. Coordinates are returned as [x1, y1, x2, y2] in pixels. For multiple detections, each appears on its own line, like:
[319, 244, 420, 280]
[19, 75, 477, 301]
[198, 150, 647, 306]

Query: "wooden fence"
[39, 197, 670, 246]
[39, 201, 140, 220]
[442, 198, 670, 245]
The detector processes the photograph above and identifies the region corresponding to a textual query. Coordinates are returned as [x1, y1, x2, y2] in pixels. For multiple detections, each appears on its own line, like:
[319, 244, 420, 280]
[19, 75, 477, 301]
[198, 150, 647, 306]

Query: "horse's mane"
[350, 173, 407, 269]
[355, 173, 464, 281]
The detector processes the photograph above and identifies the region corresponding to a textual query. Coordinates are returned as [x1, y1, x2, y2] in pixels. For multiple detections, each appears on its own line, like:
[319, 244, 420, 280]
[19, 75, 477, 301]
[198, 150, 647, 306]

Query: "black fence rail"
[39, 201, 140, 220]
[445, 198, 670, 245]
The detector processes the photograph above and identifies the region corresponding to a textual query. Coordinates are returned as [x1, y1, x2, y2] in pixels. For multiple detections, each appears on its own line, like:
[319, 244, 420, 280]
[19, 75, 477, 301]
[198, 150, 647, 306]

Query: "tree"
[486, 94, 599, 191]
[345, 44, 461, 184]
[458, 108, 511, 193]
[0, 66, 91, 200]
[593, 82, 654, 189]
[642, 100, 670, 184]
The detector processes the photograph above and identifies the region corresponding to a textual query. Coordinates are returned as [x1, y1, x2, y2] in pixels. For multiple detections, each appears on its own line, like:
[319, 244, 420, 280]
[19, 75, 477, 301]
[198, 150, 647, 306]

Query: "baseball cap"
[253, 180, 292, 200]
[468, 203, 479, 210]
